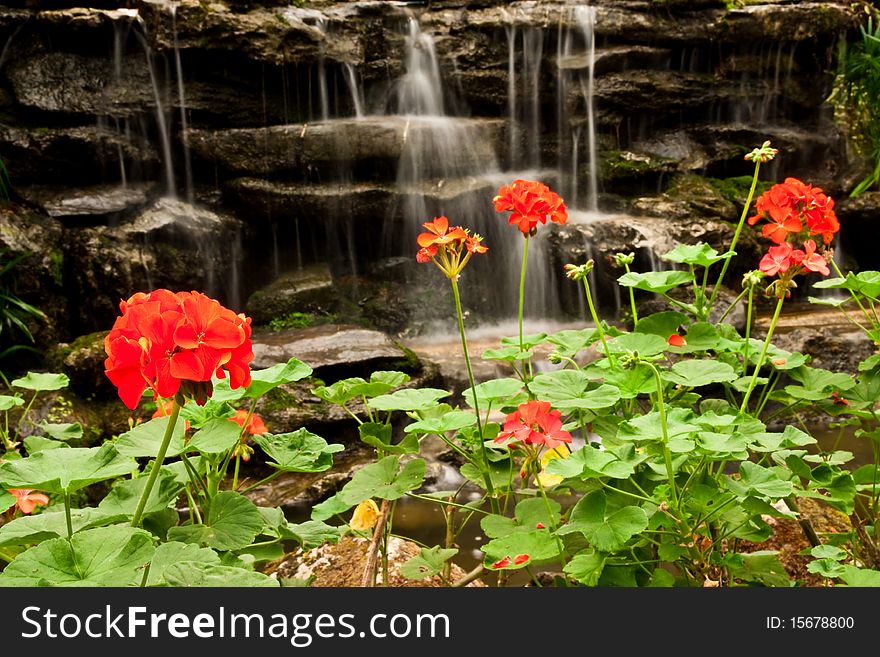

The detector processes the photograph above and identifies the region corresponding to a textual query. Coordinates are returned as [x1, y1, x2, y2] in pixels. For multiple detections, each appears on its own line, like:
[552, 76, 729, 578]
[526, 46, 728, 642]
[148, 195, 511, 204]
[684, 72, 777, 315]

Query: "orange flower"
[8, 489, 49, 515]
[230, 409, 268, 436]
[495, 400, 572, 450]
[493, 179, 568, 236]
[414, 217, 488, 278]
[748, 178, 839, 245]
[667, 334, 686, 347]
[417, 216, 468, 249]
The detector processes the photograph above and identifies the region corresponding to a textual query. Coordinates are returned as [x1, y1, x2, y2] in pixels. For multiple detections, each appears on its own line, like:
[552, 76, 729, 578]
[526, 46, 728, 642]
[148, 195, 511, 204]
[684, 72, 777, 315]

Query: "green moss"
[48, 250, 63, 286]
[267, 311, 337, 332]
[260, 386, 299, 414]
[392, 343, 421, 373]
[599, 150, 677, 182]
[707, 175, 771, 205]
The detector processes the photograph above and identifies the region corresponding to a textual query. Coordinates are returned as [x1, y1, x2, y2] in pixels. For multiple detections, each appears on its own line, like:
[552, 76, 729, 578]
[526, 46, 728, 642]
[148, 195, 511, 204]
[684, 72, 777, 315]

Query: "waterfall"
[343, 63, 365, 118]
[575, 6, 599, 213]
[136, 29, 176, 197]
[170, 3, 194, 202]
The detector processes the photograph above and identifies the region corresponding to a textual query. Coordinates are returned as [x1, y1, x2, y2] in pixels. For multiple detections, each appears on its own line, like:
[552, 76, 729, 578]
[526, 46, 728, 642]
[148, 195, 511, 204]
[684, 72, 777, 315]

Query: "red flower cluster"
[748, 178, 839, 245]
[104, 289, 254, 409]
[415, 216, 487, 277]
[495, 400, 573, 451]
[758, 240, 829, 277]
[493, 179, 568, 236]
[747, 178, 839, 286]
[491, 554, 530, 569]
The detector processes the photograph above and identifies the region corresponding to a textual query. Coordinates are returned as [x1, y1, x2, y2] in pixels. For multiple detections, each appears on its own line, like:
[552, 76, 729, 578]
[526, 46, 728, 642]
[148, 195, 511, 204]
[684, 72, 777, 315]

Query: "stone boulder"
[18, 183, 157, 224]
[65, 197, 243, 332]
[245, 264, 338, 326]
[264, 536, 484, 587]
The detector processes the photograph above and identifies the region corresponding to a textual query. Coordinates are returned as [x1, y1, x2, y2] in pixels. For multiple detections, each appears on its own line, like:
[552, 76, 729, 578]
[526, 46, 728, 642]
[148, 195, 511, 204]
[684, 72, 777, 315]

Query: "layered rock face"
[0, 0, 865, 347]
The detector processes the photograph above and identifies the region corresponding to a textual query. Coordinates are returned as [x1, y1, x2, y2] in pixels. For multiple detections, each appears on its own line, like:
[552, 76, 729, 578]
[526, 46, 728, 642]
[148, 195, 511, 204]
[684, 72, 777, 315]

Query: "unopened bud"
[613, 252, 635, 267]
[744, 140, 779, 163]
[564, 261, 594, 281]
[742, 270, 765, 289]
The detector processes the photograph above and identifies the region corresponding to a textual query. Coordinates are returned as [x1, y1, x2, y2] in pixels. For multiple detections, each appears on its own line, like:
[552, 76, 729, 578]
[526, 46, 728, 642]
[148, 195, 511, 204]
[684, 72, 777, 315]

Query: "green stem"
[535, 472, 568, 578]
[740, 296, 784, 414]
[743, 286, 754, 373]
[708, 159, 761, 311]
[581, 276, 615, 366]
[451, 277, 499, 515]
[624, 262, 639, 328]
[239, 469, 282, 494]
[131, 400, 181, 528]
[519, 236, 529, 356]
[406, 492, 491, 515]
[717, 287, 748, 324]
[645, 362, 678, 507]
[63, 492, 73, 540]
[232, 454, 242, 491]
[830, 258, 875, 328]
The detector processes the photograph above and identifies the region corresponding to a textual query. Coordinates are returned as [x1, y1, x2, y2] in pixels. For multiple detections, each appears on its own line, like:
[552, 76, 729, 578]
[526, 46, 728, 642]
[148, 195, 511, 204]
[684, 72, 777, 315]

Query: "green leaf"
[810, 544, 848, 561]
[727, 462, 793, 499]
[546, 329, 598, 359]
[310, 492, 354, 522]
[564, 550, 606, 586]
[463, 378, 524, 408]
[400, 547, 459, 580]
[617, 270, 692, 294]
[186, 418, 242, 455]
[678, 323, 721, 352]
[527, 369, 589, 401]
[146, 542, 222, 586]
[552, 384, 621, 411]
[839, 565, 880, 586]
[460, 457, 515, 492]
[663, 360, 738, 387]
[23, 436, 68, 454]
[209, 378, 246, 402]
[557, 491, 648, 552]
[601, 364, 655, 399]
[0, 526, 154, 587]
[314, 377, 368, 406]
[244, 358, 313, 399]
[662, 242, 731, 267]
[370, 388, 450, 412]
[807, 559, 846, 578]
[37, 422, 83, 442]
[98, 469, 183, 517]
[280, 520, 346, 548]
[359, 422, 419, 454]
[162, 562, 279, 587]
[340, 456, 426, 502]
[729, 551, 791, 587]
[0, 444, 137, 495]
[500, 333, 548, 349]
[0, 489, 14, 514]
[617, 407, 699, 443]
[116, 416, 187, 458]
[167, 491, 264, 551]
[253, 429, 343, 473]
[0, 395, 23, 411]
[405, 411, 476, 435]
[606, 332, 668, 356]
[481, 498, 561, 539]
[316, 371, 413, 403]
[0, 508, 127, 547]
[11, 372, 69, 391]
[545, 444, 644, 480]
[634, 311, 688, 338]
[481, 530, 559, 570]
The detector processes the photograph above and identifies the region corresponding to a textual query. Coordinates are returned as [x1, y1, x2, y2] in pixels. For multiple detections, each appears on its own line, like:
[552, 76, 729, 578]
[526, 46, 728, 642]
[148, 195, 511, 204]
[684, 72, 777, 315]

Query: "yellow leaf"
[350, 498, 380, 531]
[536, 443, 571, 488]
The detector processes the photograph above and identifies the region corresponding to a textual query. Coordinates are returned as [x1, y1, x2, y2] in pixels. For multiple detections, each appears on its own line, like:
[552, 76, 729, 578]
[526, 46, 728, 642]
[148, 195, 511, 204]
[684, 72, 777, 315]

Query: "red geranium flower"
[748, 178, 839, 245]
[495, 400, 573, 450]
[230, 409, 268, 436]
[493, 179, 568, 236]
[798, 239, 830, 276]
[104, 289, 254, 409]
[417, 216, 468, 249]
[7, 489, 49, 515]
[668, 334, 686, 347]
[759, 243, 794, 277]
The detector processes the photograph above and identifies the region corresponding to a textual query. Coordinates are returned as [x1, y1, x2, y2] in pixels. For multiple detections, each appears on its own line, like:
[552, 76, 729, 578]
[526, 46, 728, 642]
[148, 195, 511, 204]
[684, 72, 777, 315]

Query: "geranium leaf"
[400, 547, 459, 580]
[11, 372, 69, 391]
[146, 542, 222, 587]
[98, 469, 183, 517]
[0, 526, 154, 587]
[340, 456, 426, 502]
[244, 358, 313, 399]
[162, 562, 279, 587]
[0, 444, 137, 495]
[253, 429, 343, 472]
[557, 491, 648, 552]
[116, 416, 187, 458]
[167, 491, 264, 551]
[0, 508, 127, 547]
[370, 388, 451, 412]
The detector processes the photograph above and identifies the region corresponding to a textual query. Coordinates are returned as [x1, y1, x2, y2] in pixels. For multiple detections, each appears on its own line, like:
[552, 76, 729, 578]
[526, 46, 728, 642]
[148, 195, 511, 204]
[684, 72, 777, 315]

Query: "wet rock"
[65, 198, 243, 333]
[837, 192, 880, 273]
[18, 183, 157, 224]
[45, 330, 113, 398]
[264, 536, 485, 587]
[245, 264, 338, 326]
[5, 50, 156, 117]
[189, 116, 507, 180]
[0, 203, 68, 347]
[251, 323, 417, 377]
[0, 125, 159, 186]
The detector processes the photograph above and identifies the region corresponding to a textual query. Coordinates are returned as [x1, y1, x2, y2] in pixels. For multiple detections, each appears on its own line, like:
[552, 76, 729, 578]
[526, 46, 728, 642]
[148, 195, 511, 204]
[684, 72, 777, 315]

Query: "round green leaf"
[0, 508, 126, 547]
[167, 491, 264, 551]
[245, 358, 313, 399]
[405, 410, 476, 435]
[98, 469, 184, 517]
[370, 388, 450, 412]
[0, 526, 154, 587]
[663, 360, 738, 387]
[116, 416, 187, 458]
[162, 562, 279, 587]
[481, 530, 559, 570]
[146, 542, 222, 587]
[401, 547, 459, 580]
[463, 378, 524, 408]
[11, 372, 69, 391]
[340, 456, 426, 503]
[188, 418, 243, 455]
[617, 270, 692, 294]
[253, 429, 343, 472]
[0, 444, 137, 495]
[557, 490, 648, 553]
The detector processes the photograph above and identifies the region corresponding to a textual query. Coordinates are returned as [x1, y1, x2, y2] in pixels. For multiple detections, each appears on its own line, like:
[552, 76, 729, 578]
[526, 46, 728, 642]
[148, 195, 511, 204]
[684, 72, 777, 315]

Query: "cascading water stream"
[170, 3, 194, 202]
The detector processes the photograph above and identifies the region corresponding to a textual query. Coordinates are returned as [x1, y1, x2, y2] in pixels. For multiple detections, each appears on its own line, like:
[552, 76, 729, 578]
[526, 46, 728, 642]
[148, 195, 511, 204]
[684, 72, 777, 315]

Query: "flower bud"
[564, 261, 594, 281]
[744, 140, 779, 163]
[613, 252, 635, 267]
[742, 270, 765, 289]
